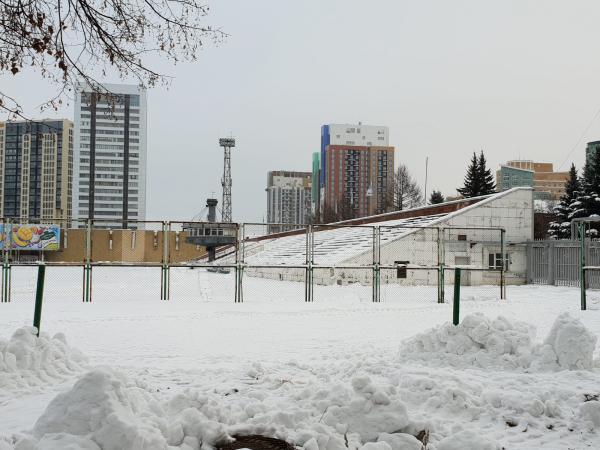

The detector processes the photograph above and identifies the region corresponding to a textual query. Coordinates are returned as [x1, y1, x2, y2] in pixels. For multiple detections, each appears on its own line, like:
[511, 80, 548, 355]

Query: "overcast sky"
[2, 0, 600, 221]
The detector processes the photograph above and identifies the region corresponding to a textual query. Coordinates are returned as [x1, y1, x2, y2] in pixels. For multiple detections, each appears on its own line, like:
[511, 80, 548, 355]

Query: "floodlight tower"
[219, 137, 235, 222]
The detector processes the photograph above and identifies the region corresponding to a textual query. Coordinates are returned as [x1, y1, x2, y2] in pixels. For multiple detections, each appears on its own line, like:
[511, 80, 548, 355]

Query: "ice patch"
[400, 313, 597, 372]
[0, 327, 87, 398]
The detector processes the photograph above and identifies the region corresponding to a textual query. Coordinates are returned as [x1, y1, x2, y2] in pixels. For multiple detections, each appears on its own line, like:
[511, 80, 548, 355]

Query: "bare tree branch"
[0, 0, 224, 118]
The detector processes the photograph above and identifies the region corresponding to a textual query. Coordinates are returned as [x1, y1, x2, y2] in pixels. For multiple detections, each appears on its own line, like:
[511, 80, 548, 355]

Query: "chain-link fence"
[0, 218, 507, 308]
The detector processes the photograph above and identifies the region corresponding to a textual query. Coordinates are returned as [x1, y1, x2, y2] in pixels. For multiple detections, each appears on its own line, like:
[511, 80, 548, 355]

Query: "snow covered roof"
[239, 213, 447, 266]
[210, 187, 532, 266]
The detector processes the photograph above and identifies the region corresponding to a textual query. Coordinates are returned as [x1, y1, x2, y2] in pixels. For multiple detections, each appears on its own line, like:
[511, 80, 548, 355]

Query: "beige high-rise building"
[0, 120, 73, 221]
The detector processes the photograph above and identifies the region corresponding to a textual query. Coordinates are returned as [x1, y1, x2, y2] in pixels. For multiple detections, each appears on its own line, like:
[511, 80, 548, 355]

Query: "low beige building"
[10, 228, 208, 264]
[496, 160, 568, 200]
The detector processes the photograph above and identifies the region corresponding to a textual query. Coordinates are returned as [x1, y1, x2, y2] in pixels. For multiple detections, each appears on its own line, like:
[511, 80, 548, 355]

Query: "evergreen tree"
[477, 151, 496, 195]
[549, 164, 580, 239]
[429, 190, 445, 204]
[457, 152, 481, 198]
[580, 149, 600, 218]
[570, 150, 600, 237]
[458, 151, 495, 198]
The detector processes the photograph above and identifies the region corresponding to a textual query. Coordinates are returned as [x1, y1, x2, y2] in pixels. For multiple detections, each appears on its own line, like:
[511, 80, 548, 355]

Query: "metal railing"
[0, 218, 507, 304]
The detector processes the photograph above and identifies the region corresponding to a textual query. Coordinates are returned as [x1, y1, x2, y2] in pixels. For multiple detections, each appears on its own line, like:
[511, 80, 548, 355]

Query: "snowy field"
[1, 267, 600, 449]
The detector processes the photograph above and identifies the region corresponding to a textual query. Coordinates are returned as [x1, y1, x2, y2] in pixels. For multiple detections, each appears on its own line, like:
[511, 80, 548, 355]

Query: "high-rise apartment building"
[73, 83, 147, 227]
[0, 120, 73, 221]
[311, 152, 320, 215]
[266, 171, 311, 232]
[496, 160, 569, 200]
[320, 123, 394, 218]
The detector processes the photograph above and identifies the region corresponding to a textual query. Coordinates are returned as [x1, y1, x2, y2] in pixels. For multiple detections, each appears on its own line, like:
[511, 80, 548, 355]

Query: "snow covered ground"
[1, 266, 600, 449]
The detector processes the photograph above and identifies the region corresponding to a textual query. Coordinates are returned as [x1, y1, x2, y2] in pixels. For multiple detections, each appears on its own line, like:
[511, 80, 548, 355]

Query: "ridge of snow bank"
[0, 327, 87, 398]
[26, 368, 230, 449]
[400, 312, 597, 371]
[8, 368, 430, 450]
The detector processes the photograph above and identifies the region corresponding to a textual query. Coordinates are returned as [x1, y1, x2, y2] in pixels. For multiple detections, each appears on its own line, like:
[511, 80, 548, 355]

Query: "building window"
[395, 260, 409, 278]
[488, 253, 508, 270]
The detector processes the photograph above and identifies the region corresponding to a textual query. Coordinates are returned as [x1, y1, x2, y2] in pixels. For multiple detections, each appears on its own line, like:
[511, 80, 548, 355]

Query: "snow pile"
[14, 368, 230, 449]
[227, 373, 427, 450]
[400, 312, 597, 371]
[376, 432, 422, 450]
[11, 368, 436, 450]
[578, 401, 600, 431]
[436, 430, 498, 450]
[319, 376, 409, 441]
[0, 327, 87, 397]
[534, 312, 597, 370]
[399, 313, 535, 369]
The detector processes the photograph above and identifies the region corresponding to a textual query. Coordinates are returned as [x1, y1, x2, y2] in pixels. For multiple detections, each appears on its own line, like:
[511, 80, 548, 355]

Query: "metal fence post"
[372, 226, 380, 303]
[579, 222, 587, 310]
[33, 264, 46, 336]
[2, 218, 9, 303]
[310, 225, 314, 302]
[453, 268, 461, 325]
[161, 221, 170, 300]
[438, 227, 445, 303]
[525, 241, 532, 284]
[2, 218, 10, 303]
[83, 219, 92, 302]
[2, 261, 10, 303]
[547, 239, 555, 286]
[305, 225, 313, 302]
[235, 223, 244, 303]
[500, 229, 506, 300]
[236, 264, 244, 303]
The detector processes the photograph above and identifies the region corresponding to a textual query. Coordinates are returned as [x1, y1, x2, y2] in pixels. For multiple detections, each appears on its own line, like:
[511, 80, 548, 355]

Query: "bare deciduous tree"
[0, 0, 224, 117]
[389, 164, 423, 211]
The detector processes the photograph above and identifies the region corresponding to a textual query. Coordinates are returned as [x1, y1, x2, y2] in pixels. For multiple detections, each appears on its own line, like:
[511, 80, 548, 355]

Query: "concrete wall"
[341, 188, 533, 286]
[246, 188, 533, 287]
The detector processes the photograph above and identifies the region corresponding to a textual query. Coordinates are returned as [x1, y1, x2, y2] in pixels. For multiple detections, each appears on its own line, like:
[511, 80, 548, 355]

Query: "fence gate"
[528, 240, 600, 289]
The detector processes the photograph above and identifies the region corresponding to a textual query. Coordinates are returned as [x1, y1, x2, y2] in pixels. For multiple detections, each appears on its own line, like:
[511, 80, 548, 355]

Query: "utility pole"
[424, 156, 429, 206]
